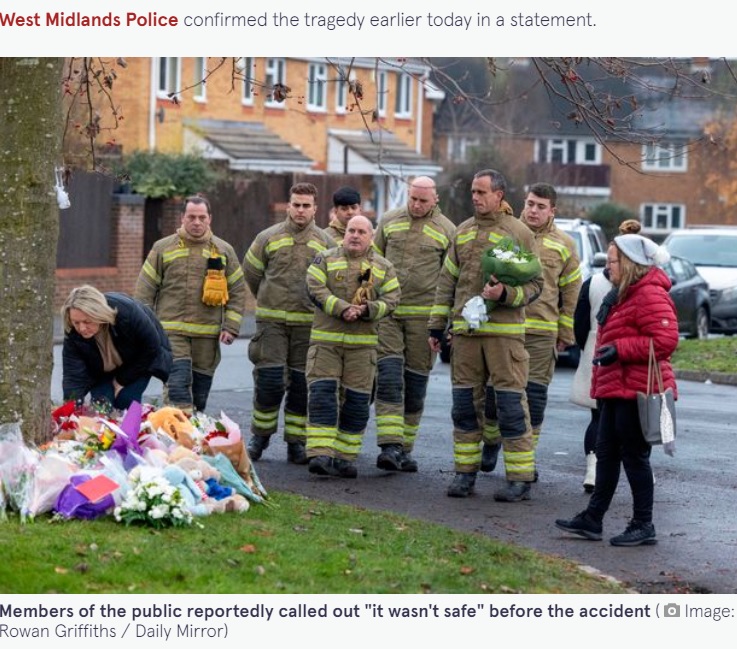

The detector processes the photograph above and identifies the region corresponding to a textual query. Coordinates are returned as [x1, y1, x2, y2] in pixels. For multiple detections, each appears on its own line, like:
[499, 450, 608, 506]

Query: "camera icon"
[664, 603, 680, 618]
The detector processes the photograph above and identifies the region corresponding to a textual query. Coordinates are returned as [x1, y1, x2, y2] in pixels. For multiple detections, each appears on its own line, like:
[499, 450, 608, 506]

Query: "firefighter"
[305, 215, 401, 478]
[324, 186, 361, 244]
[372, 176, 456, 472]
[428, 169, 543, 501]
[135, 195, 246, 413]
[243, 182, 336, 465]
[515, 183, 582, 478]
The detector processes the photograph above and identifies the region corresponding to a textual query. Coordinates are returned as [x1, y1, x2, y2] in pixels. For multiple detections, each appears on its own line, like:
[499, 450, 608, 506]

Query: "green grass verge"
[673, 337, 737, 373]
[0, 491, 626, 594]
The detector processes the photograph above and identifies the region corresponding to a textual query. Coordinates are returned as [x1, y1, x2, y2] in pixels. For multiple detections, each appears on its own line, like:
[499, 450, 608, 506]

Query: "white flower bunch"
[490, 247, 530, 264]
[114, 472, 193, 529]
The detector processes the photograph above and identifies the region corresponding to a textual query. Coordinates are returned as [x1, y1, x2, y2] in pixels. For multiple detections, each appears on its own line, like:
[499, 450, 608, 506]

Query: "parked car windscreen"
[665, 234, 737, 267]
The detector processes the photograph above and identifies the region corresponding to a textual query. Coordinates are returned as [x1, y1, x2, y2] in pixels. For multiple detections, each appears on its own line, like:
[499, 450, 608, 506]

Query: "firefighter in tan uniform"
[428, 170, 543, 501]
[135, 195, 247, 413]
[243, 183, 336, 465]
[372, 176, 456, 473]
[305, 215, 401, 478]
[518, 183, 582, 474]
[324, 186, 361, 244]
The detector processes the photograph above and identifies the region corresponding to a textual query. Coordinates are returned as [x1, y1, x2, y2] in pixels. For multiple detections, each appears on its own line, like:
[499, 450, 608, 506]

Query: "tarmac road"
[52, 339, 737, 594]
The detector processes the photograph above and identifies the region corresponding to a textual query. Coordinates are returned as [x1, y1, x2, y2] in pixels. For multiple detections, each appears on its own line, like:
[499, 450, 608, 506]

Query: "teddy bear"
[170, 452, 249, 514]
[147, 407, 195, 449]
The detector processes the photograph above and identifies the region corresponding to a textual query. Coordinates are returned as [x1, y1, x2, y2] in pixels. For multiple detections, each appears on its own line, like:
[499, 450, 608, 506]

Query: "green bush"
[117, 151, 223, 199]
[587, 202, 638, 241]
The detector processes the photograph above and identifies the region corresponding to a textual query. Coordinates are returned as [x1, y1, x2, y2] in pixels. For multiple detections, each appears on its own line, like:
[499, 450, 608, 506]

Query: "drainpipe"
[149, 57, 157, 151]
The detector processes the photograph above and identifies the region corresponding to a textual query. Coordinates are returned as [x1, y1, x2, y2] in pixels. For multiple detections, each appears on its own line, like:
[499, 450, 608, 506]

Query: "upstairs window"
[193, 58, 206, 102]
[642, 142, 688, 171]
[307, 62, 327, 111]
[265, 58, 287, 107]
[157, 57, 180, 98]
[641, 203, 685, 232]
[395, 73, 413, 118]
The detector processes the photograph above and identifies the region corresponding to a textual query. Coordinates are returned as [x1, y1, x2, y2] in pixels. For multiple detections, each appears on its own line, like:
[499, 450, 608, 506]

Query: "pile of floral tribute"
[0, 401, 267, 528]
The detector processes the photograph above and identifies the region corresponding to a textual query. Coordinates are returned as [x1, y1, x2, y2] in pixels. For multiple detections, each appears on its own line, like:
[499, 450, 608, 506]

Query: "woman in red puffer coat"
[555, 233, 678, 547]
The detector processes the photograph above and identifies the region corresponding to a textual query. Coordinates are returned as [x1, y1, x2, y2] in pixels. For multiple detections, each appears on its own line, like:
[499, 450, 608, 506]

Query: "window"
[376, 70, 388, 117]
[265, 58, 287, 107]
[536, 138, 601, 165]
[642, 142, 688, 171]
[238, 57, 255, 105]
[336, 67, 356, 114]
[157, 57, 180, 97]
[193, 58, 206, 102]
[447, 136, 480, 163]
[307, 62, 327, 111]
[395, 73, 412, 118]
[641, 204, 685, 232]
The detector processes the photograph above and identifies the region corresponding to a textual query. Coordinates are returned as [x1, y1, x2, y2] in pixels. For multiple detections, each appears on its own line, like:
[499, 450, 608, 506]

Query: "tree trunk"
[0, 58, 62, 443]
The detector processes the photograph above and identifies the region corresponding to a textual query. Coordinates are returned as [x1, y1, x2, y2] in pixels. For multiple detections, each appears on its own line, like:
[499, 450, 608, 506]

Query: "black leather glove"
[593, 345, 618, 366]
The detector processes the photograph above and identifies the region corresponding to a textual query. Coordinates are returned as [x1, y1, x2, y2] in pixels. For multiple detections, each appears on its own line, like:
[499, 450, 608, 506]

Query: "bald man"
[305, 215, 401, 478]
[372, 177, 456, 473]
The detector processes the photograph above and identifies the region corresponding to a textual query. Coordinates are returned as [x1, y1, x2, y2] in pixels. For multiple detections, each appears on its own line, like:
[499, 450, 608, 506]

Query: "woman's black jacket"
[62, 292, 172, 401]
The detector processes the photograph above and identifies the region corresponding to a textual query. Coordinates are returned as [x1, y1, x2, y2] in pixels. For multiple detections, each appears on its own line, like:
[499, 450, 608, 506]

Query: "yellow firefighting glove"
[202, 255, 229, 306]
[352, 268, 374, 305]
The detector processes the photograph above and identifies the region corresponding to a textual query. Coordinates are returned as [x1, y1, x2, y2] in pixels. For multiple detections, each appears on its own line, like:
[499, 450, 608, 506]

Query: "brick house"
[56, 57, 444, 307]
[433, 58, 736, 241]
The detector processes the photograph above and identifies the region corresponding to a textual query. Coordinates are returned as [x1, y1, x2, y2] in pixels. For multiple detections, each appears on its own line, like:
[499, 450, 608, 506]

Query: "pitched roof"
[183, 119, 314, 172]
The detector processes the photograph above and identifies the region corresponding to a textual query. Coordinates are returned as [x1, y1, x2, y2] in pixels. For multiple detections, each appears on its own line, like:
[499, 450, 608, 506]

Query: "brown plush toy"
[147, 407, 195, 449]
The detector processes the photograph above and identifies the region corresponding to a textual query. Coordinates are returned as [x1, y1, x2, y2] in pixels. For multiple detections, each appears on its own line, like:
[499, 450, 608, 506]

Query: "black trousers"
[587, 398, 654, 524]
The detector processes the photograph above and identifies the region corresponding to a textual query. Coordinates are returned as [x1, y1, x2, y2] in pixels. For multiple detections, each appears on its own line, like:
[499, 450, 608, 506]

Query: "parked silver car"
[663, 227, 737, 334]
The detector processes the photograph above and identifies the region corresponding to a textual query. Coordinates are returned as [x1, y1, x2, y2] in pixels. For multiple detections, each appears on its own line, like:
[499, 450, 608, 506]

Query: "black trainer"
[376, 444, 403, 471]
[494, 481, 532, 502]
[480, 442, 501, 472]
[447, 472, 476, 498]
[333, 458, 358, 479]
[555, 511, 603, 541]
[247, 434, 270, 461]
[400, 450, 418, 473]
[610, 520, 657, 547]
[287, 441, 308, 465]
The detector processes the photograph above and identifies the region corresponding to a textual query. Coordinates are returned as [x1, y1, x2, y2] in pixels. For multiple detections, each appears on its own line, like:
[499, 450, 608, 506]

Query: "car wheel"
[695, 307, 710, 340]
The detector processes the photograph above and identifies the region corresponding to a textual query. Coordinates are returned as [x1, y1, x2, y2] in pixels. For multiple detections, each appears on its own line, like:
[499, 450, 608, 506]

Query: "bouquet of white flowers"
[481, 237, 542, 310]
[114, 471, 193, 529]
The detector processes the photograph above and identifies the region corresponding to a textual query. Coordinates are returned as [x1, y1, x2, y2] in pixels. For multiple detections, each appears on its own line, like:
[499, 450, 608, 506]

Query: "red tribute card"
[74, 475, 120, 503]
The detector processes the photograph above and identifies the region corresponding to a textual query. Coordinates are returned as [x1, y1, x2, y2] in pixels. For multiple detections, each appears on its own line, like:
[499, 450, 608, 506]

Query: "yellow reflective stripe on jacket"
[456, 230, 476, 246]
[384, 222, 410, 235]
[542, 237, 571, 261]
[430, 304, 451, 317]
[163, 248, 190, 264]
[525, 318, 558, 332]
[370, 265, 386, 281]
[559, 266, 582, 287]
[161, 321, 221, 336]
[327, 260, 348, 272]
[227, 266, 244, 284]
[444, 256, 460, 278]
[265, 236, 294, 254]
[559, 314, 574, 329]
[244, 249, 264, 272]
[453, 320, 526, 335]
[379, 277, 399, 295]
[325, 295, 340, 316]
[395, 305, 433, 317]
[141, 261, 161, 285]
[371, 242, 382, 254]
[255, 307, 314, 324]
[422, 225, 449, 248]
[310, 329, 378, 346]
[307, 240, 329, 253]
[511, 286, 525, 307]
[487, 232, 504, 245]
[226, 309, 243, 326]
[307, 265, 327, 284]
